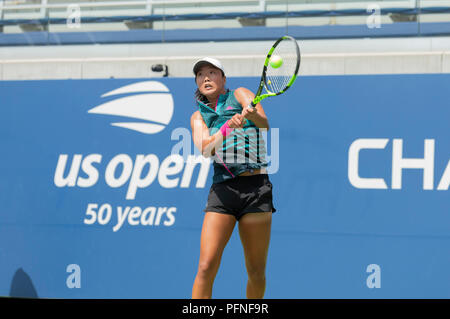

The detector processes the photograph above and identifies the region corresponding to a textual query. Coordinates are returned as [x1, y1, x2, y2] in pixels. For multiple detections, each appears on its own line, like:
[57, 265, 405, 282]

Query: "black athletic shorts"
[204, 174, 276, 221]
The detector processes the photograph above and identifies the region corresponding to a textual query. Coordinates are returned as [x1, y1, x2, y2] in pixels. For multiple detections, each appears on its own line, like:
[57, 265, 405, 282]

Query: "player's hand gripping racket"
[247, 35, 301, 109]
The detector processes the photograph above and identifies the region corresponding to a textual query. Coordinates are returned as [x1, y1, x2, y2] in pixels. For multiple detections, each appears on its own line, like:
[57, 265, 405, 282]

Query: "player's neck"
[206, 89, 227, 109]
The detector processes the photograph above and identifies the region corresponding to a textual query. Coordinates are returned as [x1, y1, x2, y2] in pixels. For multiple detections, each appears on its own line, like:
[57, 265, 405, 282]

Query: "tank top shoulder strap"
[225, 89, 242, 110]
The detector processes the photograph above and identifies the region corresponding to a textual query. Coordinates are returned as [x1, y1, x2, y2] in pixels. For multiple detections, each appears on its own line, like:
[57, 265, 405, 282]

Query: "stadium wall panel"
[0, 74, 449, 298]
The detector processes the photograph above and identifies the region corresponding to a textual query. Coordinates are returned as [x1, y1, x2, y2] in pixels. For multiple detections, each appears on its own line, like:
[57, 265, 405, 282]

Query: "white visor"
[193, 57, 225, 75]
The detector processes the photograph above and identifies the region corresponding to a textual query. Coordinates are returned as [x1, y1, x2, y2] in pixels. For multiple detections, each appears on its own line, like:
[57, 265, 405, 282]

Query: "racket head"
[262, 35, 301, 96]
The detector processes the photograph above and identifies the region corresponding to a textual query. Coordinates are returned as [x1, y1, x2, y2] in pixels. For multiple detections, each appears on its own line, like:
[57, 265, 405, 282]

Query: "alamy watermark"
[366, 264, 381, 289]
[66, 264, 81, 289]
[66, 4, 81, 29]
[367, 4, 381, 29]
[176, 121, 279, 174]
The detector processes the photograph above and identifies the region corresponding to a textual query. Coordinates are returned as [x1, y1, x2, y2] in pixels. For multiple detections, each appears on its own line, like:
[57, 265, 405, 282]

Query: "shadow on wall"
[9, 268, 38, 298]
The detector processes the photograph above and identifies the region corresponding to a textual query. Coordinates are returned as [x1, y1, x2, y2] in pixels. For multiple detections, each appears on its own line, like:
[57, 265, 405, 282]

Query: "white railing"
[0, 0, 422, 21]
[1, 0, 449, 33]
[0, 0, 420, 13]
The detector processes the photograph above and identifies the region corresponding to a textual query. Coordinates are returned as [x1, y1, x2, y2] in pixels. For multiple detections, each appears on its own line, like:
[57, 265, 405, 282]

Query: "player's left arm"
[234, 87, 270, 130]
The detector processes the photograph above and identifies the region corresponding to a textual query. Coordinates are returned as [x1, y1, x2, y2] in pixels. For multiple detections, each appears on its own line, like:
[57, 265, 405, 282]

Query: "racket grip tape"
[247, 101, 256, 109]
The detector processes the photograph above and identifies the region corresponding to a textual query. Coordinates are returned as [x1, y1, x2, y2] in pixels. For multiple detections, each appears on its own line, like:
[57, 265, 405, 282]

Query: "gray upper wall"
[1, 37, 450, 80]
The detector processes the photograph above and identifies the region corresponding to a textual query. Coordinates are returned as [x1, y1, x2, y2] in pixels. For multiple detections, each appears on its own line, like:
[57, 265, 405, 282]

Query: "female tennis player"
[190, 57, 276, 299]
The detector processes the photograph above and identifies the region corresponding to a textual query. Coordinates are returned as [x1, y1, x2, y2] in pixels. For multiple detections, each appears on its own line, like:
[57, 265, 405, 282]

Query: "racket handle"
[247, 101, 256, 109]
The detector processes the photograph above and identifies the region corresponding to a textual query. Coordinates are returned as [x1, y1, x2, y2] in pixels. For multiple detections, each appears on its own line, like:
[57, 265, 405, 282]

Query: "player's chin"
[200, 87, 217, 97]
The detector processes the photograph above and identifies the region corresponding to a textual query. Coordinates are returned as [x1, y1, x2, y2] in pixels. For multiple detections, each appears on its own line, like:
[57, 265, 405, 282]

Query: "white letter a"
[66, 264, 81, 289]
[366, 264, 381, 289]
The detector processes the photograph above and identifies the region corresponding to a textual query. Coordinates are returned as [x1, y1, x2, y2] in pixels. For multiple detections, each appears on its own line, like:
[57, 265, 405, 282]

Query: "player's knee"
[197, 259, 219, 278]
[246, 263, 266, 281]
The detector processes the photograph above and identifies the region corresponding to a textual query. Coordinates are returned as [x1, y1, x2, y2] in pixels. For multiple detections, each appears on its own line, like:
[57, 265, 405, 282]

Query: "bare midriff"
[238, 168, 267, 177]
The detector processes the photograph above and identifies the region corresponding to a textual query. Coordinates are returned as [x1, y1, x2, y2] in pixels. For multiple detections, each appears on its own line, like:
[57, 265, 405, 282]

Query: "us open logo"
[54, 80, 210, 231]
[88, 81, 174, 134]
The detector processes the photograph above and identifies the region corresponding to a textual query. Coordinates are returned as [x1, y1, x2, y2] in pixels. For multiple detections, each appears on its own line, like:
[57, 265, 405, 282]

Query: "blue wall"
[0, 74, 449, 298]
[2, 23, 450, 46]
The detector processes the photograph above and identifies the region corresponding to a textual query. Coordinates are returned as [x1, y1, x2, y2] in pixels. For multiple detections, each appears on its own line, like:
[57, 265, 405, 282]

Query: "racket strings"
[267, 54, 297, 93]
[265, 39, 299, 94]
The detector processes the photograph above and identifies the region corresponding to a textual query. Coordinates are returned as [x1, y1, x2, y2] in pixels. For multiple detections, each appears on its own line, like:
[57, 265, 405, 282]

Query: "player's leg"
[192, 212, 237, 299]
[238, 211, 272, 299]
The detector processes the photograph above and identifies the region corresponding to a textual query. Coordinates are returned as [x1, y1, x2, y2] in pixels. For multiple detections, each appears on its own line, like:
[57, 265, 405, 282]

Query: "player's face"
[195, 65, 226, 98]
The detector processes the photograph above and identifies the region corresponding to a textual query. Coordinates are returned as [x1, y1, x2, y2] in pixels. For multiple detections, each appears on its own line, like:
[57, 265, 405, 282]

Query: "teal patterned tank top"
[197, 89, 268, 184]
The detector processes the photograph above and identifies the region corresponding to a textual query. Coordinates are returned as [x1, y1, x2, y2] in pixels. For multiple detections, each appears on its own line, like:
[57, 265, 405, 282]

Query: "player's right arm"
[190, 110, 245, 158]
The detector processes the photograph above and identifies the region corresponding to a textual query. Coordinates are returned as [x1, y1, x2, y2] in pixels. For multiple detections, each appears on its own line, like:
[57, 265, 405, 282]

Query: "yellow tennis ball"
[270, 55, 283, 68]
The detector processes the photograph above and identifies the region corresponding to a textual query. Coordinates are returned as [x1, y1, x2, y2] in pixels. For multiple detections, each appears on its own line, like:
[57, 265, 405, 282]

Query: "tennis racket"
[247, 35, 301, 109]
